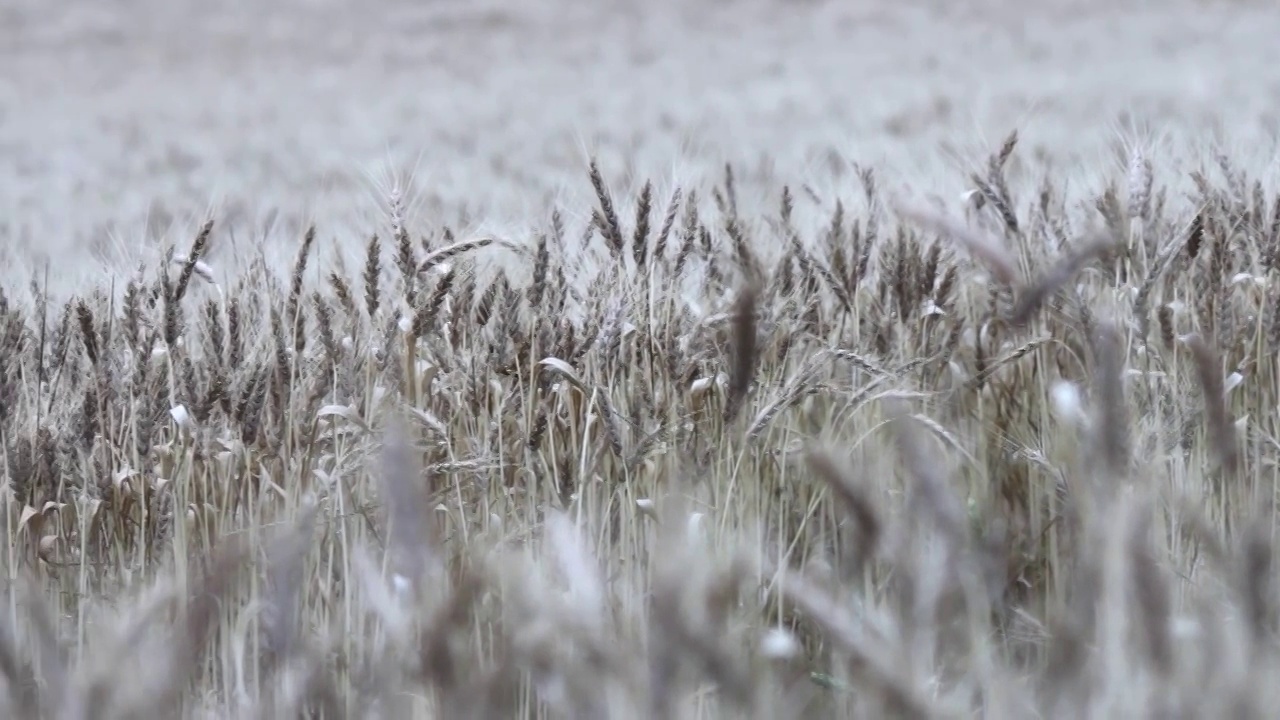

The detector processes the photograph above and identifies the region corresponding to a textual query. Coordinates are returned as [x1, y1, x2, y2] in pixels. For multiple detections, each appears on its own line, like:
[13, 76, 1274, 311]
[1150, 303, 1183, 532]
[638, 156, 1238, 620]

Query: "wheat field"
[4, 0, 1280, 717]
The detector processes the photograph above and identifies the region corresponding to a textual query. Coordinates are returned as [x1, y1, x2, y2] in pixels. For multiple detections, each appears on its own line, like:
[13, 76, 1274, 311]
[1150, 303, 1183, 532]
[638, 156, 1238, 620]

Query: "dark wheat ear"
[172, 218, 215, 304]
[1127, 505, 1173, 678]
[631, 179, 653, 269]
[76, 300, 99, 367]
[652, 186, 682, 265]
[363, 233, 382, 319]
[328, 271, 358, 319]
[1089, 320, 1130, 481]
[1238, 518, 1276, 647]
[417, 235, 496, 275]
[724, 278, 761, 424]
[589, 158, 626, 257]
[287, 226, 317, 353]
[1185, 333, 1239, 477]
[527, 233, 550, 308]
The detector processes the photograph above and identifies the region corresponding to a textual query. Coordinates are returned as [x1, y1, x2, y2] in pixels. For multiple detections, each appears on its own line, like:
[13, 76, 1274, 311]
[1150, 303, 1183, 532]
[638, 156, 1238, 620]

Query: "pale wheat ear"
[1008, 230, 1118, 327]
[1126, 144, 1154, 223]
[416, 235, 498, 275]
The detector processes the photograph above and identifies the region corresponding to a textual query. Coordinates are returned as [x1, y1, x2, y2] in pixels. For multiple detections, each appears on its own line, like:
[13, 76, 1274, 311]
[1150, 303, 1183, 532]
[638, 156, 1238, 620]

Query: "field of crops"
[4, 0, 1280, 717]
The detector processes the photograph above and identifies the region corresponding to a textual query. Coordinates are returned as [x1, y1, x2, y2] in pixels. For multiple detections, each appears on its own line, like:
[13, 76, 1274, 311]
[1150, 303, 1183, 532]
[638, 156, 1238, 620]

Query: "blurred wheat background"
[3, 0, 1280, 717]
[5, 0, 1279, 292]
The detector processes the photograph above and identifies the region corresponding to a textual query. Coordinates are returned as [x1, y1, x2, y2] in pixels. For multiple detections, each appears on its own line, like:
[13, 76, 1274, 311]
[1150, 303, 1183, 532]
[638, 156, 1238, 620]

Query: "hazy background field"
[3, 0, 1280, 295]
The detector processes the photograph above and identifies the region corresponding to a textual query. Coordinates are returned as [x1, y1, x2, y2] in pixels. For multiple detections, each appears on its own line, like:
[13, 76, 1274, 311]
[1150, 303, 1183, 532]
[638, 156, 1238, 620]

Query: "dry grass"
[3, 130, 1280, 718]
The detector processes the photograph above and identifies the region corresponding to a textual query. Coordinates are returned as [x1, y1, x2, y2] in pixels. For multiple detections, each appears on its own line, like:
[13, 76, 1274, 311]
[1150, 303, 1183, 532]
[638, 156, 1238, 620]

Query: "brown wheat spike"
[724, 278, 761, 423]
[1185, 333, 1239, 477]
[270, 307, 290, 416]
[417, 236, 496, 275]
[286, 225, 317, 354]
[1238, 518, 1276, 646]
[240, 366, 269, 444]
[363, 233, 382, 318]
[673, 192, 700, 277]
[1127, 504, 1173, 677]
[76, 300, 99, 367]
[411, 265, 456, 337]
[201, 298, 224, 368]
[993, 128, 1019, 171]
[395, 225, 417, 300]
[652, 187, 682, 264]
[1134, 223, 1198, 345]
[589, 159, 626, 257]
[1157, 305, 1175, 350]
[965, 337, 1051, 390]
[727, 213, 759, 283]
[934, 263, 958, 311]
[328, 271, 357, 319]
[173, 218, 214, 304]
[1186, 211, 1205, 260]
[528, 233, 550, 308]
[1090, 320, 1130, 481]
[121, 278, 143, 351]
[313, 293, 338, 367]
[161, 269, 182, 349]
[596, 389, 625, 459]
[473, 273, 502, 329]
[972, 174, 1020, 237]
[632, 179, 653, 269]
[227, 297, 242, 368]
[723, 162, 738, 218]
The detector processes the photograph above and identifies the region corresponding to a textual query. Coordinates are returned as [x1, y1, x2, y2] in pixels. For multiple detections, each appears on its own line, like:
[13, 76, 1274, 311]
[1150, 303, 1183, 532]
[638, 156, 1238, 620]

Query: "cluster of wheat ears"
[1, 132, 1278, 718]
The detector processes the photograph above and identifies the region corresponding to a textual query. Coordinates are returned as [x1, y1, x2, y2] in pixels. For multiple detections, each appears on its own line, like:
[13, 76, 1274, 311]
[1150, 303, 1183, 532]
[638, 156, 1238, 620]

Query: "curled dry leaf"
[18, 502, 65, 537]
[408, 406, 448, 438]
[170, 404, 194, 430]
[538, 357, 588, 394]
[37, 536, 58, 563]
[170, 253, 216, 284]
[316, 403, 370, 431]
